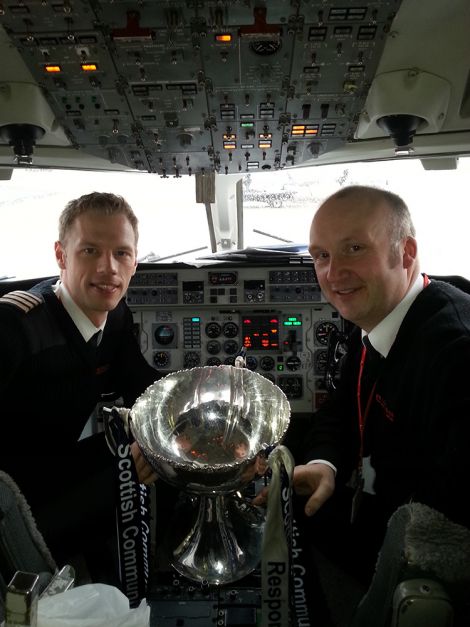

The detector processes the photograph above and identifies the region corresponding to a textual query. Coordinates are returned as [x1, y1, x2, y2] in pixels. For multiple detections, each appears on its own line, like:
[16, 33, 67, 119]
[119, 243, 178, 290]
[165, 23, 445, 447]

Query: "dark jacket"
[0, 278, 159, 506]
[302, 279, 470, 528]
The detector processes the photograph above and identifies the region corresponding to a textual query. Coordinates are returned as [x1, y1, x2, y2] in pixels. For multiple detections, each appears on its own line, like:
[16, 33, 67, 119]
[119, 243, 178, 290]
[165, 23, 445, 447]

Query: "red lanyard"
[356, 345, 377, 466]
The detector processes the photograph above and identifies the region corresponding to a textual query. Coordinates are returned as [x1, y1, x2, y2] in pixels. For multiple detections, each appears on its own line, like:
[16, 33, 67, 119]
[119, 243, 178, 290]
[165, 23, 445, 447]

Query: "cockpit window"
[1, 157, 470, 280]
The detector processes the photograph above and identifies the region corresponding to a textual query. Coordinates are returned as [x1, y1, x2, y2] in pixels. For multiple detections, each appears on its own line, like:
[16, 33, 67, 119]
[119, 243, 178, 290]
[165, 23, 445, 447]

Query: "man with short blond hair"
[0, 191, 159, 581]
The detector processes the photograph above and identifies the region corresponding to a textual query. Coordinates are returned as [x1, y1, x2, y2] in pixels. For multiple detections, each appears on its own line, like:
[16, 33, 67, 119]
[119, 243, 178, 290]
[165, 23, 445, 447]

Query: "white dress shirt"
[365, 273, 427, 356]
[53, 280, 105, 343]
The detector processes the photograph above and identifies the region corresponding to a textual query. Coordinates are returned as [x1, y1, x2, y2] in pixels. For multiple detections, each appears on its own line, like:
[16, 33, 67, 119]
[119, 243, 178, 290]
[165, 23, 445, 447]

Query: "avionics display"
[242, 315, 279, 351]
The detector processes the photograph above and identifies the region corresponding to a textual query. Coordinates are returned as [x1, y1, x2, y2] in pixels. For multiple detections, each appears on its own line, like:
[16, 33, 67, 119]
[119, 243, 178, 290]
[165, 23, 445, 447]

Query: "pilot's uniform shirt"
[0, 277, 158, 507]
[53, 280, 106, 345]
[302, 276, 470, 529]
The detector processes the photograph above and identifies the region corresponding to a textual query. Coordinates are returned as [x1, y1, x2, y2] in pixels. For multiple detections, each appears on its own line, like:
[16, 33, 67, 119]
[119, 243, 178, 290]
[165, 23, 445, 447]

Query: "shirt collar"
[363, 274, 428, 358]
[53, 280, 105, 343]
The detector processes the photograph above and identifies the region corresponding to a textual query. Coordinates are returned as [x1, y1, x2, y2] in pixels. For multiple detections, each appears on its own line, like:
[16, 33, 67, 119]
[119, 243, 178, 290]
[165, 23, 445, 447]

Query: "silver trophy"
[129, 364, 291, 585]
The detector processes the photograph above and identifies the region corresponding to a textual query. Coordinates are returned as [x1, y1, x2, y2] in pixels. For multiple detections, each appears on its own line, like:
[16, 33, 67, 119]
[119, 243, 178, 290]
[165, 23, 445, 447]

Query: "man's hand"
[240, 453, 269, 485]
[130, 441, 158, 485]
[293, 463, 335, 516]
[251, 484, 269, 508]
[251, 462, 335, 513]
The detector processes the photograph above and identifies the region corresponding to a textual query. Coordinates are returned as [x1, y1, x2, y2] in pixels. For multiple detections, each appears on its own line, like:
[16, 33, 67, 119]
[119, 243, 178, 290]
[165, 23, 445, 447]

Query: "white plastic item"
[37, 583, 150, 627]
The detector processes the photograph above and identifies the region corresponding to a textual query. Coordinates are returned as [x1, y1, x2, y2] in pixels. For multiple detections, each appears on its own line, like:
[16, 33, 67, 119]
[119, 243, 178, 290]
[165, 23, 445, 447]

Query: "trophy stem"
[170, 494, 265, 585]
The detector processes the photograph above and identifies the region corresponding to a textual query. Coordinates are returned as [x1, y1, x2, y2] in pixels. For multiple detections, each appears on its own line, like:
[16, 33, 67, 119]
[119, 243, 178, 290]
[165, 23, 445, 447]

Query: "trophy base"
[170, 494, 265, 585]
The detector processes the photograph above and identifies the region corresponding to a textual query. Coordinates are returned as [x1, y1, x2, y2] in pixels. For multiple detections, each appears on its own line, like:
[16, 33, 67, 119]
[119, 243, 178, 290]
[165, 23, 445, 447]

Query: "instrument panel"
[0, 0, 400, 172]
[129, 261, 342, 414]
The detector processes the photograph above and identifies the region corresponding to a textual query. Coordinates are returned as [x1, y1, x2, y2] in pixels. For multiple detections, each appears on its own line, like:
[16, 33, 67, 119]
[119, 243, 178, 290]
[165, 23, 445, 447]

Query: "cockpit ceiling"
[0, 0, 469, 174]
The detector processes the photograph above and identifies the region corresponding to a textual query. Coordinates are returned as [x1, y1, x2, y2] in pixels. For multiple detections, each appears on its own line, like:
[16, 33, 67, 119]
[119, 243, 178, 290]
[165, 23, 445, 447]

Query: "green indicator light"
[288, 317, 297, 321]
[277, 364, 284, 371]
[192, 317, 200, 322]
[293, 321, 302, 326]
[241, 122, 254, 128]
[284, 321, 292, 326]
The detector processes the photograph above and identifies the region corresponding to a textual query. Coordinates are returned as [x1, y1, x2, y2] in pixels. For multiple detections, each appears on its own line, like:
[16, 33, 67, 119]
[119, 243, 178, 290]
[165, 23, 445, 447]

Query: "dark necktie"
[363, 335, 382, 371]
[88, 330, 102, 348]
[362, 336, 383, 395]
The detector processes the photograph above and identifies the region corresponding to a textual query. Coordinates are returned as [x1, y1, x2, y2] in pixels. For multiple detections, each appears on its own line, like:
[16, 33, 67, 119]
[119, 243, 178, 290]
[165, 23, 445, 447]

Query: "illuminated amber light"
[215, 34, 232, 42]
[291, 124, 319, 137]
[292, 125, 306, 136]
[44, 64, 62, 73]
[81, 63, 98, 72]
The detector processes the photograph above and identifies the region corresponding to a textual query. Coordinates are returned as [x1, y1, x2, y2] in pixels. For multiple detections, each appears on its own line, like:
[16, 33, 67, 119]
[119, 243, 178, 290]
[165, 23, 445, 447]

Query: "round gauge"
[184, 351, 200, 368]
[206, 340, 221, 355]
[153, 351, 170, 368]
[223, 340, 239, 355]
[206, 357, 221, 366]
[223, 322, 239, 338]
[282, 377, 302, 397]
[246, 356, 258, 371]
[154, 324, 175, 346]
[259, 356, 275, 371]
[315, 321, 338, 346]
[205, 322, 222, 338]
[286, 356, 301, 371]
[314, 349, 328, 374]
[224, 356, 236, 366]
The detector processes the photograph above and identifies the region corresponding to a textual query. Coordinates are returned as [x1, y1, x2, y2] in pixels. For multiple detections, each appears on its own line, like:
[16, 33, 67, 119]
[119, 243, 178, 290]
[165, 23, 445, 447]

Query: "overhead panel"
[0, 0, 401, 175]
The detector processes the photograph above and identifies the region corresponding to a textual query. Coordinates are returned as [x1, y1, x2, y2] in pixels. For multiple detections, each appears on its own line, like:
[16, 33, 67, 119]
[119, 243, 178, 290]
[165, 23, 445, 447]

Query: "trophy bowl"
[129, 364, 291, 584]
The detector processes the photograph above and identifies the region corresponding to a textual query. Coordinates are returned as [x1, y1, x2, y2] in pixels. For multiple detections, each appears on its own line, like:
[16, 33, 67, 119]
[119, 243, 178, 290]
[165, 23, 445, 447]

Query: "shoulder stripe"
[0, 290, 43, 313]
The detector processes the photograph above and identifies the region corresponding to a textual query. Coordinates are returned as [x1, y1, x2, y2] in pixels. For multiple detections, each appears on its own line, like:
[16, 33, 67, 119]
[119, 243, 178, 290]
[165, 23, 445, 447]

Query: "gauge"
[249, 40, 281, 56]
[314, 321, 338, 346]
[223, 321, 239, 338]
[153, 351, 170, 368]
[205, 322, 222, 338]
[278, 376, 302, 399]
[206, 357, 221, 366]
[206, 340, 221, 355]
[314, 349, 328, 374]
[286, 355, 301, 371]
[184, 351, 200, 368]
[246, 356, 258, 371]
[260, 356, 275, 371]
[154, 324, 175, 346]
[223, 340, 239, 355]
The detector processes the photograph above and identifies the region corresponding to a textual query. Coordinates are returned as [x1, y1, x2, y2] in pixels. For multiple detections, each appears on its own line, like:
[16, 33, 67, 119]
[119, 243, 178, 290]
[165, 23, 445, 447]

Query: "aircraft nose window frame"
[1, 158, 470, 281]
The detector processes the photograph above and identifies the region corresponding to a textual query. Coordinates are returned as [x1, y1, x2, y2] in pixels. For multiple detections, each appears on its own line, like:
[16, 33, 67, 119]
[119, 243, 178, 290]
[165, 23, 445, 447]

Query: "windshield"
[1, 157, 469, 280]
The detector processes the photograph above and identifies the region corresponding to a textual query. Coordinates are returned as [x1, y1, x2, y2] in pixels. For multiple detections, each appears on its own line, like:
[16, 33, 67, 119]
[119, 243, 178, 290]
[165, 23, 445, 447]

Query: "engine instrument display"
[242, 315, 279, 351]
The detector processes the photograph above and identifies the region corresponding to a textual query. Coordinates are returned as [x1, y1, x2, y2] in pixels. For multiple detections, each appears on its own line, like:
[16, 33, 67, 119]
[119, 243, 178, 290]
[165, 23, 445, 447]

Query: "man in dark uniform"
[253, 185, 470, 595]
[292, 184, 470, 583]
[0, 191, 159, 576]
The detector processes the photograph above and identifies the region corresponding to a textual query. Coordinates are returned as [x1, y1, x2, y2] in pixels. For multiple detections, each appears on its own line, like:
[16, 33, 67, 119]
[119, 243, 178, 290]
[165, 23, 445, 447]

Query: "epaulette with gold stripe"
[0, 290, 43, 313]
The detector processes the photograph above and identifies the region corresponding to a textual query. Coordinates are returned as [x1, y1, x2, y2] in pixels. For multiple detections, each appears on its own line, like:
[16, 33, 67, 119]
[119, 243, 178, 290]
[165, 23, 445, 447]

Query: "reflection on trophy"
[129, 364, 291, 585]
